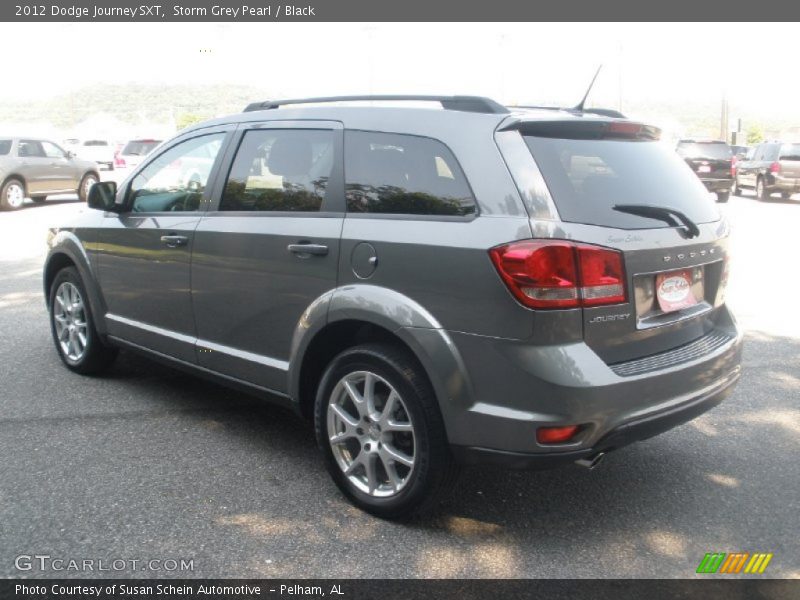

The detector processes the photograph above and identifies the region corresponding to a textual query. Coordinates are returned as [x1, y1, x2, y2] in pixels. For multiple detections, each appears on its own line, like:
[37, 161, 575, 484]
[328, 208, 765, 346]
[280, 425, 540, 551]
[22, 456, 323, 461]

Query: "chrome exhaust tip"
[575, 452, 606, 470]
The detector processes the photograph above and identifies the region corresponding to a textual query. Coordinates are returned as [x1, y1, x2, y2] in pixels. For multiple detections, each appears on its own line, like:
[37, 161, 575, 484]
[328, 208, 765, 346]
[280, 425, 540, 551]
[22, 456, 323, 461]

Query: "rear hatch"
[499, 118, 731, 366]
[778, 143, 800, 183]
[676, 141, 733, 180]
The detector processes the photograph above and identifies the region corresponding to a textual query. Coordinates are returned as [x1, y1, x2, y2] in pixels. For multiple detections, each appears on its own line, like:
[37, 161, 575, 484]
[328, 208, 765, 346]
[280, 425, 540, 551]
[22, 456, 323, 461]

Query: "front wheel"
[49, 267, 117, 374]
[716, 191, 730, 203]
[78, 173, 98, 202]
[314, 343, 459, 519]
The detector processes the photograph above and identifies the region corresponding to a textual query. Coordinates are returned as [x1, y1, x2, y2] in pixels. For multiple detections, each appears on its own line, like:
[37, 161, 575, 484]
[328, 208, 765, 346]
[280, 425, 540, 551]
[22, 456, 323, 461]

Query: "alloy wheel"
[327, 370, 416, 497]
[53, 282, 88, 362]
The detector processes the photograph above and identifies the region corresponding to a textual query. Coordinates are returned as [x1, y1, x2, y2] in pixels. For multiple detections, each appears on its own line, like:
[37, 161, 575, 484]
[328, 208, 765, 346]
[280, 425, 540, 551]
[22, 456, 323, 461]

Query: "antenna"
[573, 65, 603, 113]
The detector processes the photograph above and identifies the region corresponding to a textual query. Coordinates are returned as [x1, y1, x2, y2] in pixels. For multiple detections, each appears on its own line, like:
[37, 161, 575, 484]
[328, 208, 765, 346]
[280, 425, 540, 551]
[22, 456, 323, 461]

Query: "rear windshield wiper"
[612, 204, 701, 238]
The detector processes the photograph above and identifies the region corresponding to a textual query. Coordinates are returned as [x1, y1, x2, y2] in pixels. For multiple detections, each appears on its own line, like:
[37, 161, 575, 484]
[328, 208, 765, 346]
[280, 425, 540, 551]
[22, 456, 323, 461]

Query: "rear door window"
[345, 131, 476, 217]
[220, 129, 335, 212]
[523, 135, 720, 229]
[18, 140, 46, 158]
[0, 140, 11, 155]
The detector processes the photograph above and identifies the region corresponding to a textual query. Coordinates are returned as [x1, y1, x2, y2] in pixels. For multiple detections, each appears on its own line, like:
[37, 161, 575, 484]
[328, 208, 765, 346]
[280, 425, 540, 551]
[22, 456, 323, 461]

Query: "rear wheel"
[716, 191, 730, 203]
[1, 178, 26, 210]
[78, 173, 98, 202]
[49, 267, 117, 374]
[756, 177, 770, 200]
[314, 343, 459, 519]
[781, 192, 793, 200]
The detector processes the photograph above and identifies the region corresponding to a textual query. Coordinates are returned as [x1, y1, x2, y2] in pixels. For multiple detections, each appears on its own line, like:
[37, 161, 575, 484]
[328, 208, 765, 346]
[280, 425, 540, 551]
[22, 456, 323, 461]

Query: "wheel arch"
[43, 238, 109, 336]
[2, 173, 27, 194]
[288, 285, 474, 434]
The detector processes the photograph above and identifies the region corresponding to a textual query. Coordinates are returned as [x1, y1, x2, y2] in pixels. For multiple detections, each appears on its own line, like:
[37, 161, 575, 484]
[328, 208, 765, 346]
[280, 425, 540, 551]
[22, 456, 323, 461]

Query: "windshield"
[676, 142, 732, 160]
[523, 136, 720, 229]
[779, 144, 800, 161]
[122, 140, 161, 156]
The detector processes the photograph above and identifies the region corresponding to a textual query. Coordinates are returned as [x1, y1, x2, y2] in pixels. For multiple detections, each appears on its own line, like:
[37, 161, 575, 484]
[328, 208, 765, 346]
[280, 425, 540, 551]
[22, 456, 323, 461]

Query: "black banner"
[2, 0, 800, 22]
[3, 579, 799, 600]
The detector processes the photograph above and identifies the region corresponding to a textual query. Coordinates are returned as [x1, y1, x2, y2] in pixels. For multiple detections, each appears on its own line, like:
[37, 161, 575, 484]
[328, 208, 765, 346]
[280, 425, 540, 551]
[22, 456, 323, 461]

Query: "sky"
[0, 22, 797, 123]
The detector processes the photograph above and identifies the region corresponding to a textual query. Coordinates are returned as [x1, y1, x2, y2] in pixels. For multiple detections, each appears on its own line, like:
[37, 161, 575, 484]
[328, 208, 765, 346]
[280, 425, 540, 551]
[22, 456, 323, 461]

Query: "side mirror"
[87, 181, 120, 212]
[65, 150, 75, 159]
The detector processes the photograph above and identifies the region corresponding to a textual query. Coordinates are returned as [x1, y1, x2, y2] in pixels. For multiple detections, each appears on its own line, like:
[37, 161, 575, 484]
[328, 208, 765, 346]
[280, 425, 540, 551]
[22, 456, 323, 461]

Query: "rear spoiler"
[500, 119, 661, 141]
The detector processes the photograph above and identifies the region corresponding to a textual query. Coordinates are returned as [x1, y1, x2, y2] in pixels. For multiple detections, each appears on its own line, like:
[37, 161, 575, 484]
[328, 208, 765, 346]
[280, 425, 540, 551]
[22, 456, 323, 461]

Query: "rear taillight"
[114, 152, 126, 168]
[489, 241, 626, 309]
[770, 161, 781, 174]
[731, 156, 738, 177]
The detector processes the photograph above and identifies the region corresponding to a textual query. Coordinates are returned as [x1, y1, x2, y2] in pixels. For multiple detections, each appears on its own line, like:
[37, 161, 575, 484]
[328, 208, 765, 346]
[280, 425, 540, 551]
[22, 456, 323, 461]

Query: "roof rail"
[509, 105, 626, 119]
[243, 95, 510, 115]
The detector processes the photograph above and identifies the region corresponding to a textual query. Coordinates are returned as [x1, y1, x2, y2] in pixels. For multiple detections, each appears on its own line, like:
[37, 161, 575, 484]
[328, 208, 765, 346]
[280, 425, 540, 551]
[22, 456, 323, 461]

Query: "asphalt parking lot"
[0, 190, 798, 579]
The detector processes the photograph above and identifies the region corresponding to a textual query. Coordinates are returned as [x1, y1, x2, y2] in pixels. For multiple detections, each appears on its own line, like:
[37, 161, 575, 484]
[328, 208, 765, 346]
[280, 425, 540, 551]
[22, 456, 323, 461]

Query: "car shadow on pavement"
[86, 329, 800, 578]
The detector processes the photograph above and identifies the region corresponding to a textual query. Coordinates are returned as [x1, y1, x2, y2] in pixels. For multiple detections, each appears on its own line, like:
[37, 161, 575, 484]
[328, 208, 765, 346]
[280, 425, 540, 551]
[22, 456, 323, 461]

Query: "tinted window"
[130, 133, 224, 213]
[221, 129, 334, 212]
[83, 140, 108, 147]
[779, 144, 800, 161]
[0, 140, 10, 155]
[523, 136, 720, 229]
[18, 140, 45, 158]
[676, 142, 731, 160]
[122, 140, 161, 156]
[763, 144, 780, 162]
[345, 131, 476, 216]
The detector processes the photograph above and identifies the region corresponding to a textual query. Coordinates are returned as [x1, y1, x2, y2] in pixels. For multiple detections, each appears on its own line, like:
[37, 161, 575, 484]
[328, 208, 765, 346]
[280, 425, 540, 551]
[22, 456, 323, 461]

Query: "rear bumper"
[452, 367, 738, 468]
[437, 306, 743, 464]
[700, 178, 734, 193]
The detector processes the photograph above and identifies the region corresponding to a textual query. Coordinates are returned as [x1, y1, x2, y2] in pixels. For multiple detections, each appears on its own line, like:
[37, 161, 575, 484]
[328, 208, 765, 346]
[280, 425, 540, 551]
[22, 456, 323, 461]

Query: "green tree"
[746, 124, 765, 145]
[176, 112, 207, 130]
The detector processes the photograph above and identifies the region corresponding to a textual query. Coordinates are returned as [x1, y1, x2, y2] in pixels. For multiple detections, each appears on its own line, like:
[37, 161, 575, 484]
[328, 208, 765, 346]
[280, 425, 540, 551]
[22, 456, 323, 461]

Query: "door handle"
[160, 234, 189, 248]
[287, 243, 328, 257]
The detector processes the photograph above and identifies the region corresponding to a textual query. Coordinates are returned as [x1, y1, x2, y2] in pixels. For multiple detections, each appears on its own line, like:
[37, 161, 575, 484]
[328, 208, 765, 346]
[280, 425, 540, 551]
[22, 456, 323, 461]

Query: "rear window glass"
[676, 142, 732, 160]
[779, 144, 800, 161]
[345, 131, 476, 217]
[523, 136, 720, 229]
[0, 140, 10, 155]
[83, 140, 108, 147]
[122, 140, 161, 156]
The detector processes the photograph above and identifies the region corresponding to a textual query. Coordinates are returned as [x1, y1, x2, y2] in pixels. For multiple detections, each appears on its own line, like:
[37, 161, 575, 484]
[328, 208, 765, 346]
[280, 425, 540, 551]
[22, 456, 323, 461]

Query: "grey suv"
[44, 96, 742, 518]
[0, 138, 100, 210]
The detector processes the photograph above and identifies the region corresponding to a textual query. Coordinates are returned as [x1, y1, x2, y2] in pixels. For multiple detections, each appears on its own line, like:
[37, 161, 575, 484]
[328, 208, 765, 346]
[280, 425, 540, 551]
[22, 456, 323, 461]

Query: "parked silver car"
[0, 137, 100, 210]
[44, 96, 742, 518]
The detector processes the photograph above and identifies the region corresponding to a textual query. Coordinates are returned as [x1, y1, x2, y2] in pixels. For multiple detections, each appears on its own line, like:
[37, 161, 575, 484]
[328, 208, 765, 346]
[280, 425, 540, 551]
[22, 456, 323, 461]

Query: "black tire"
[732, 179, 741, 196]
[716, 191, 730, 203]
[756, 177, 770, 200]
[48, 266, 118, 375]
[314, 343, 459, 519]
[78, 173, 99, 202]
[781, 192, 793, 200]
[1, 178, 26, 210]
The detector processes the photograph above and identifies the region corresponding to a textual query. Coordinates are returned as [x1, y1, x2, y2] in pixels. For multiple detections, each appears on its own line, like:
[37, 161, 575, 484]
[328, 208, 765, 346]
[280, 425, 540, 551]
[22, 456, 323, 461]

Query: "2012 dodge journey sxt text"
[44, 95, 742, 518]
